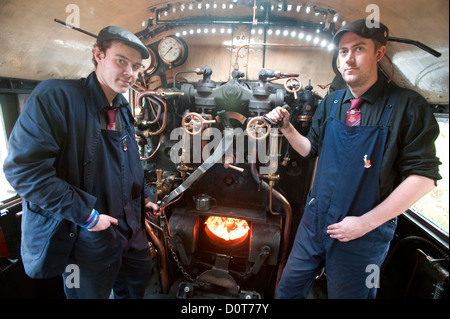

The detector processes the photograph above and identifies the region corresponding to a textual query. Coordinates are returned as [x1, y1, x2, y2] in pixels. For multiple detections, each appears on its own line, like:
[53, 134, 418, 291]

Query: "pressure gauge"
[140, 48, 158, 75]
[158, 36, 186, 65]
[141, 54, 152, 70]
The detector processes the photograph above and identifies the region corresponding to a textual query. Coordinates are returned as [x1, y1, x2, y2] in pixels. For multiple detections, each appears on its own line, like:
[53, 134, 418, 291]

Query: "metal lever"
[249, 245, 270, 275]
[261, 104, 291, 128]
[216, 110, 233, 129]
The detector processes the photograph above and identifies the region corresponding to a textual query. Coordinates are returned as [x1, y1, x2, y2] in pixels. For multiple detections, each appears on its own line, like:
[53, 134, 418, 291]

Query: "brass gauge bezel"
[141, 47, 158, 75]
[157, 36, 186, 65]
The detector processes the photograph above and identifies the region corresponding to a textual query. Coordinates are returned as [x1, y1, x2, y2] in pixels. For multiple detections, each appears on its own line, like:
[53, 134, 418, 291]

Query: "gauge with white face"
[158, 36, 185, 64]
[140, 48, 158, 75]
[141, 52, 152, 70]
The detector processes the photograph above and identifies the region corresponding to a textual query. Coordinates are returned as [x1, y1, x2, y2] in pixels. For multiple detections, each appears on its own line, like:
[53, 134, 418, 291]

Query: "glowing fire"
[205, 216, 250, 241]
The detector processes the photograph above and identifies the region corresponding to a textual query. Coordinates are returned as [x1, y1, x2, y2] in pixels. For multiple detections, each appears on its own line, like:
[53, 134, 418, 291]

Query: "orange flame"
[205, 216, 250, 241]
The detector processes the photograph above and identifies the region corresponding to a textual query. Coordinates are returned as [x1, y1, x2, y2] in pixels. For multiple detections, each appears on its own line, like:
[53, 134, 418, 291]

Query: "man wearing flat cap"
[4, 26, 160, 298]
[268, 19, 441, 298]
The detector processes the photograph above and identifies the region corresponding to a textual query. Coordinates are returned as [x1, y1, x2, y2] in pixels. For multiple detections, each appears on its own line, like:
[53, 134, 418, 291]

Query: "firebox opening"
[200, 215, 251, 252]
[205, 215, 250, 242]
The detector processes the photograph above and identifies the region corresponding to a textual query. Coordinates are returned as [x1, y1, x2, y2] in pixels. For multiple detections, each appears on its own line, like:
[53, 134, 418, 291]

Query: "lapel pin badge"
[363, 154, 371, 168]
[122, 136, 128, 152]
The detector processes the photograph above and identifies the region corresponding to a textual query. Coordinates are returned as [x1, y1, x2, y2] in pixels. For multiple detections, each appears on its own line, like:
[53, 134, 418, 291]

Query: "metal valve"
[181, 112, 216, 135]
[284, 77, 302, 100]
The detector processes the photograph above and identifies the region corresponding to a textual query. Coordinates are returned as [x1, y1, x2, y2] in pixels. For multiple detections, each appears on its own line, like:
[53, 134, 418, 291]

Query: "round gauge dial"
[141, 54, 152, 70]
[158, 36, 185, 64]
[140, 48, 158, 75]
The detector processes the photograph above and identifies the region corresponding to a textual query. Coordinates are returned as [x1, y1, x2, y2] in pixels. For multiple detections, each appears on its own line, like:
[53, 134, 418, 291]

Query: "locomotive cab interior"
[0, 0, 448, 301]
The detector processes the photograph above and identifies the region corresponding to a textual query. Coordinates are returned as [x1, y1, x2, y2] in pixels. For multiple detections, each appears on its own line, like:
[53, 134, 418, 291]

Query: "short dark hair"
[92, 40, 114, 67]
[373, 39, 383, 52]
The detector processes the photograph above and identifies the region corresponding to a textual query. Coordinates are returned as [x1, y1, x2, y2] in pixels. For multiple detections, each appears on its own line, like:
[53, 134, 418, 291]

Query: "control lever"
[261, 104, 291, 128]
[159, 113, 234, 208]
[216, 110, 233, 129]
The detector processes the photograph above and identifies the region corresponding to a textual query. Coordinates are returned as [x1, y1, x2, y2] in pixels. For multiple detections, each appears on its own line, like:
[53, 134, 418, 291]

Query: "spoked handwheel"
[182, 112, 215, 135]
[284, 77, 302, 99]
[246, 117, 271, 140]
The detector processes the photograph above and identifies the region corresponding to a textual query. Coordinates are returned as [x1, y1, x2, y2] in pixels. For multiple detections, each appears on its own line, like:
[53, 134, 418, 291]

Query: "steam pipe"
[135, 91, 168, 135]
[173, 66, 211, 88]
[148, 95, 167, 135]
[272, 186, 292, 286]
[140, 134, 163, 161]
[388, 36, 442, 58]
[249, 149, 292, 287]
[145, 220, 169, 294]
[136, 91, 161, 124]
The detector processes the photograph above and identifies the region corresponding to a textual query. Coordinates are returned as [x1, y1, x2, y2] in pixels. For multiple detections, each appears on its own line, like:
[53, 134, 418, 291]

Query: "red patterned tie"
[106, 108, 117, 130]
[346, 98, 363, 126]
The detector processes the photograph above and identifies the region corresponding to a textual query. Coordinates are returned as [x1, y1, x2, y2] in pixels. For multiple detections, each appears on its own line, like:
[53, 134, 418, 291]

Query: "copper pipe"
[271, 184, 292, 286]
[250, 160, 292, 288]
[147, 95, 167, 135]
[268, 183, 281, 215]
[147, 96, 163, 124]
[145, 220, 169, 294]
[136, 90, 160, 123]
[135, 91, 168, 135]
[140, 134, 163, 161]
[132, 82, 147, 91]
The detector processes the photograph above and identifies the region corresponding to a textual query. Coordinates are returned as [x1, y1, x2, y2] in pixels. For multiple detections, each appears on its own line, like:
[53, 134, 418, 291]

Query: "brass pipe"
[136, 90, 160, 122]
[147, 95, 167, 135]
[135, 91, 168, 135]
[140, 134, 163, 161]
[268, 183, 280, 215]
[250, 155, 292, 288]
[145, 220, 170, 294]
[271, 185, 292, 286]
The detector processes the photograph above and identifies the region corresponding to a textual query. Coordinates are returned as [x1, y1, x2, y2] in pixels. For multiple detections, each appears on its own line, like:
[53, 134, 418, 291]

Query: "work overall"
[276, 89, 399, 299]
[63, 106, 151, 299]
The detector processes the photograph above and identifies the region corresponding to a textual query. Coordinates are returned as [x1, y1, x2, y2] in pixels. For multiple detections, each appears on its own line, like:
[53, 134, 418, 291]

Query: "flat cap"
[333, 19, 389, 46]
[97, 26, 149, 59]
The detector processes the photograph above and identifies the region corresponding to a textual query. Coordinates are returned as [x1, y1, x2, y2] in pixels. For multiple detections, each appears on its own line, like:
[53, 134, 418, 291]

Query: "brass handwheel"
[246, 117, 271, 140]
[284, 77, 302, 99]
[182, 112, 215, 135]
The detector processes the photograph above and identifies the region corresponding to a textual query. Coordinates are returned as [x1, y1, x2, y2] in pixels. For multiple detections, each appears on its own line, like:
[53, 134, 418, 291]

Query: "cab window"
[0, 100, 16, 201]
[0, 80, 36, 203]
[412, 118, 449, 234]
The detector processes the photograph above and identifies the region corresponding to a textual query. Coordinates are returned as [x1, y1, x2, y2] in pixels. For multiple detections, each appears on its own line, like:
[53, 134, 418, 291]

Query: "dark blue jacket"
[3, 72, 149, 278]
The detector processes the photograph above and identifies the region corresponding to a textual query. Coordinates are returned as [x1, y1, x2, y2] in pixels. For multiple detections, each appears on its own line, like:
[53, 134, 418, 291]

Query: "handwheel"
[182, 112, 215, 135]
[246, 117, 271, 140]
[284, 77, 302, 99]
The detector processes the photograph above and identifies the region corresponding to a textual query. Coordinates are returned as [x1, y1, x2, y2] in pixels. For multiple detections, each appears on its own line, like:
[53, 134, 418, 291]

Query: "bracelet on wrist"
[81, 209, 100, 230]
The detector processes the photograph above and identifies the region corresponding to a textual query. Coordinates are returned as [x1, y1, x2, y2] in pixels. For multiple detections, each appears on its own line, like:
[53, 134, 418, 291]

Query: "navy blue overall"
[63, 106, 151, 299]
[276, 89, 399, 299]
